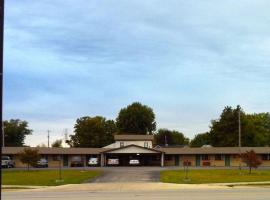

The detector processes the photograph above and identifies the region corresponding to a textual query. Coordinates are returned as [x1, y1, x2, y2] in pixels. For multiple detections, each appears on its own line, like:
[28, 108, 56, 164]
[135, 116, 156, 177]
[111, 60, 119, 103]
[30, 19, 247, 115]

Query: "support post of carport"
[101, 153, 104, 167]
[161, 152, 164, 167]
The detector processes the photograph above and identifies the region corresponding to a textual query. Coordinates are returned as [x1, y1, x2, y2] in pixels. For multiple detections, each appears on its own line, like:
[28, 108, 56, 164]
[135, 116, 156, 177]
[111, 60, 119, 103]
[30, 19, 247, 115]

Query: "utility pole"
[47, 130, 51, 147]
[0, 0, 3, 148]
[0, 0, 5, 192]
[238, 109, 242, 171]
[2, 121, 4, 147]
[165, 135, 168, 147]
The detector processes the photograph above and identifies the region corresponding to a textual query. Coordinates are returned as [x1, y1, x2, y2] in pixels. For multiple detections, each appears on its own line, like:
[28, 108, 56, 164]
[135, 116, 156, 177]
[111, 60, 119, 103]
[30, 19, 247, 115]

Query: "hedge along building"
[2, 134, 270, 168]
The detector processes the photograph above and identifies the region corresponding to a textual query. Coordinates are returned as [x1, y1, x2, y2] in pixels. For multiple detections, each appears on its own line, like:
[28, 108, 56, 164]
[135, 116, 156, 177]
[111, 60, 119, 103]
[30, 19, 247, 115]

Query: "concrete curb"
[3, 181, 270, 192]
[2, 185, 49, 189]
[210, 181, 270, 186]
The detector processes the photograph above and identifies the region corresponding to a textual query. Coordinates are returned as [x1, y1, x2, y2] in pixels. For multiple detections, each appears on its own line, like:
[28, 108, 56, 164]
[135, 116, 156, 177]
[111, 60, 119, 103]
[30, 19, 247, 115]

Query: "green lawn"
[160, 169, 270, 184]
[2, 170, 101, 186]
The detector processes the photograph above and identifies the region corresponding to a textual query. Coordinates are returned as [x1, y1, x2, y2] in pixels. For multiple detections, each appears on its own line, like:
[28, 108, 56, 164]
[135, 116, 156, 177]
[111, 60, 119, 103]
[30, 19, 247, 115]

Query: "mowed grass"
[160, 169, 270, 184]
[2, 170, 101, 186]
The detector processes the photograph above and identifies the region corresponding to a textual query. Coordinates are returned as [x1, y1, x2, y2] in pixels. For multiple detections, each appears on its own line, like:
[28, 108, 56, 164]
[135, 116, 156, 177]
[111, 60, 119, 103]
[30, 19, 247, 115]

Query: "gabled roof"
[114, 134, 154, 141]
[101, 144, 162, 154]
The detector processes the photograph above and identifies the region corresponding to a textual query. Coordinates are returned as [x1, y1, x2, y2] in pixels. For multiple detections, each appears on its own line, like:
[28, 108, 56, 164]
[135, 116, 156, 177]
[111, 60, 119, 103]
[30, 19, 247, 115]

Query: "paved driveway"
[90, 167, 162, 183]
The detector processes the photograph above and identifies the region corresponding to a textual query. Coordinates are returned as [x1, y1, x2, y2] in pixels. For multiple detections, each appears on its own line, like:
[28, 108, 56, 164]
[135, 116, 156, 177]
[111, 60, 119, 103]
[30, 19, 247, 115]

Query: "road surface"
[3, 187, 270, 200]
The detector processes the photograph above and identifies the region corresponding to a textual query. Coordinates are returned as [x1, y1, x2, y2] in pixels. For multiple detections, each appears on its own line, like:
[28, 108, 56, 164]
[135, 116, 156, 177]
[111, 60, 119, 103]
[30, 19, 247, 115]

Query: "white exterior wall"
[103, 140, 153, 148]
[108, 146, 159, 154]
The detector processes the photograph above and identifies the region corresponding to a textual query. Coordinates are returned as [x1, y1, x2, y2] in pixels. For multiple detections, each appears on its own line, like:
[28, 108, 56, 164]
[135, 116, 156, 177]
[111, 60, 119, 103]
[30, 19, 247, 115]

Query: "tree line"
[190, 106, 270, 147]
[3, 103, 270, 147]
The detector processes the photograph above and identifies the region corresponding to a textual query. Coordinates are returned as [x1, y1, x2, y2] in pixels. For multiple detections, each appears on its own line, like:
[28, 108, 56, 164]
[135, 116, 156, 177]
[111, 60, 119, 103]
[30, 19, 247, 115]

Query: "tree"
[155, 129, 189, 146]
[244, 113, 270, 147]
[19, 148, 40, 171]
[209, 106, 270, 147]
[209, 105, 244, 147]
[242, 150, 262, 174]
[190, 132, 211, 147]
[116, 102, 156, 134]
[51, 139, 62, 147]
[36, 143, 47, 147]
[4, 119, 32, 146]
[67, 116, 116, 147]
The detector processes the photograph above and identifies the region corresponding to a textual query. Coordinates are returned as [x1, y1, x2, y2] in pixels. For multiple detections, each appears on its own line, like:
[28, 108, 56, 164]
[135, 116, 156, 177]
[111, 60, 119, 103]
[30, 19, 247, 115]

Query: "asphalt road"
[3, 187, 270, 200]
[90, 167, 161, 182]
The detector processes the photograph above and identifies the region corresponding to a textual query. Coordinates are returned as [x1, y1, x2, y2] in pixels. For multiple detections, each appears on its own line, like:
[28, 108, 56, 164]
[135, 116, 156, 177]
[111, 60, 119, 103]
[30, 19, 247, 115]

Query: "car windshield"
[71, 156, 82, 161]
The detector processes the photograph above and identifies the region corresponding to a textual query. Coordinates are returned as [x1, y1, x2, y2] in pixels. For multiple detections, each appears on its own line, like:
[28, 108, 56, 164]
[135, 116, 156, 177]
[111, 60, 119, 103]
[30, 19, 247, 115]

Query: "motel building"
[2, 134, 270, 168]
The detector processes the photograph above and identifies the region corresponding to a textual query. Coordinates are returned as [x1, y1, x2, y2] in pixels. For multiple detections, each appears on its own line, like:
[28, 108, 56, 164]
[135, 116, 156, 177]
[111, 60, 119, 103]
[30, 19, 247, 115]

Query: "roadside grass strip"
[160, 169, 270, 184]
[2, 170, 101, 186]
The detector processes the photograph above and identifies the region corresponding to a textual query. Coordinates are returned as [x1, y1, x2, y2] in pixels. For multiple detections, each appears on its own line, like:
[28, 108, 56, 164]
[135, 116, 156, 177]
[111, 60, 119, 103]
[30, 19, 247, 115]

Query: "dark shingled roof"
[114, 134, 154, 141]
[2, 146, 270, 155]
[158, 147, 270, 155]
[2, 147, 103, 155]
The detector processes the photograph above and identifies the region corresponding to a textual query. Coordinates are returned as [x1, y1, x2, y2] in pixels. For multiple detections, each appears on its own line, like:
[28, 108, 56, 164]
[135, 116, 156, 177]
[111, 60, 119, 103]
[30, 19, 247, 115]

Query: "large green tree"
[116, 102, 156, 134]
[244, 113, 270, 146]
[4, 119, 32, 146]
[155, 129, 189, 146]
[190, 132, 211, 147]
[67, 116, 116, 147]
[209, 106, 270, 147]
[209, 106, 244, 147]
[51, 139, 62, 147]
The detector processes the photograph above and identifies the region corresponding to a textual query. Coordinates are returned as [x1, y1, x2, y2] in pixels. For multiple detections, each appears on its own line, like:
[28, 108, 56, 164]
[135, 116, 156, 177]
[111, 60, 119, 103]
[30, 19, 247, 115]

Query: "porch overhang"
[100, 145, 164, 167]
[101, 144, 163, 154]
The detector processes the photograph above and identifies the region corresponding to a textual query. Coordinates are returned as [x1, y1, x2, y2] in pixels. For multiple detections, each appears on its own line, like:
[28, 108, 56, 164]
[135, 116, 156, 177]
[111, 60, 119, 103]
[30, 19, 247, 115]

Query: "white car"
[70, 156, 83, 167]
[36, 158, 48, 168]
[129, 159, 140, 165]
[107, 158, 119, 165]
[88, 157, 99, 166]
[1, 156, 15, 168]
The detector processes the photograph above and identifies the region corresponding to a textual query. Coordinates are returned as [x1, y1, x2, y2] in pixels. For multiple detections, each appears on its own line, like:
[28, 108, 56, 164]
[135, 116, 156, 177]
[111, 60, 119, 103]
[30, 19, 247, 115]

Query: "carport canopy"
[101, 145, 164, 166]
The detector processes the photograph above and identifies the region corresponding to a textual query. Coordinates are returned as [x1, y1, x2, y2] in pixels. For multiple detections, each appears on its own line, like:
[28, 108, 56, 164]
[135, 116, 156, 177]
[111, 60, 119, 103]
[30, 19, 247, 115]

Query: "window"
[52, 155, 60, 161]
[201, 154, 209, 160]
[165, 155, 173, 161]
[215, 154, 222, 160]
[261, 154, 270, 161]
[144, 142, 148, 148]
[233, 154, 239, 158]
[120, 142, 124, 147]
[183, 160, 191, 166]
[41, 155, 48, 160]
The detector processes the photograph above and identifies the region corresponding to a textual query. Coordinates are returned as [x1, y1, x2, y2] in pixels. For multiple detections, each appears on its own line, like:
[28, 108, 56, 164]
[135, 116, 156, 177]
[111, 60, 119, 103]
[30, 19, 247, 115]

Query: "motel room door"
[175, 155, 180, 166]
[225, 155, 230, 167]
[195, 155, 201, 167]
[63, 155, 69, 167]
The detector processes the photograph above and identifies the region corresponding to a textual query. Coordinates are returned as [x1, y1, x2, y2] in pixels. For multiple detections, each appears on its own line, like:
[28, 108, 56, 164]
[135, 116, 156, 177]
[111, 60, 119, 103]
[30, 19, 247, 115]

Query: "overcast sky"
[4, 0, 270, 147]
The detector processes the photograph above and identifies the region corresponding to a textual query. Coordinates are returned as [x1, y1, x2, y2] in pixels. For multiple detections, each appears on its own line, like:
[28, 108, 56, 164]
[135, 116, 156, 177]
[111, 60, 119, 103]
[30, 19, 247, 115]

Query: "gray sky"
[4, 0, 270, 146]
